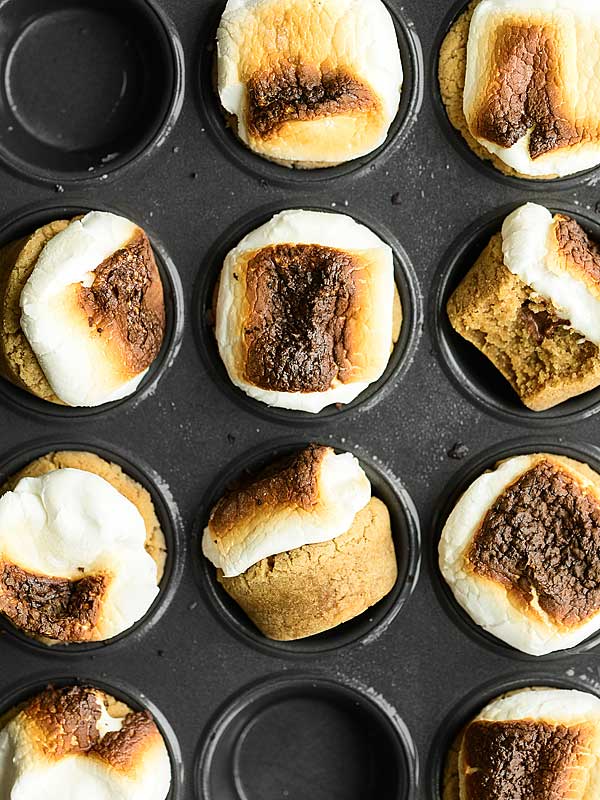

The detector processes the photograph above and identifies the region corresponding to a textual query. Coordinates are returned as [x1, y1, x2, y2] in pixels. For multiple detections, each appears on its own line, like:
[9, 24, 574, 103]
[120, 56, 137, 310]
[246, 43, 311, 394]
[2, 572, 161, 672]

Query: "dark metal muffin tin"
[1, 1, 600, 798]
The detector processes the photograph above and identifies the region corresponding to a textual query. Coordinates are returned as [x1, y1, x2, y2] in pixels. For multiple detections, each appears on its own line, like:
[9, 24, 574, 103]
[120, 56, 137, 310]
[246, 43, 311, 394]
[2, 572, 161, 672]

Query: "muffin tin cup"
[426, 670, 600, 800]
[0, 201, 185, 421]
[431, 201, 600, 426]
[196, 672, 418, 800]
[0, 436, 185, 656]
[430, 437, 600, 662]
[193, 201, 423, 427]
[193, 436, 420, 658]
[0, 672, 184, 799]
[431, 0, 600, 192]
[0, 0, 184, 186]
[196, 0, 423, 187]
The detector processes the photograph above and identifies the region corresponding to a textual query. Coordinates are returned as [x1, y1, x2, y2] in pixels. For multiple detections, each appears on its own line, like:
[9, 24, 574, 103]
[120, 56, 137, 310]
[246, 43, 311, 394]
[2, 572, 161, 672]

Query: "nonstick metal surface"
[1, 1, 600, 798]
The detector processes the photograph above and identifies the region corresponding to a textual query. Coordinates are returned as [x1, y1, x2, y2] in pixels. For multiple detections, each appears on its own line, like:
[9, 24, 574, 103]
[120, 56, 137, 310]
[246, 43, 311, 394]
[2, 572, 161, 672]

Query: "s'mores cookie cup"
[0, 450, 166, 645]
[0, 685, 171, 800]
[216, 0, 403, 168]
[439, 452, 600, 656]
[0, 211, 165, 407]
[447, 203, 600, 411]
[442, 687, 600, 800]
[202, 444, 398, 641]
[215, 209, 401, 413]
[438, 0, 600, 180]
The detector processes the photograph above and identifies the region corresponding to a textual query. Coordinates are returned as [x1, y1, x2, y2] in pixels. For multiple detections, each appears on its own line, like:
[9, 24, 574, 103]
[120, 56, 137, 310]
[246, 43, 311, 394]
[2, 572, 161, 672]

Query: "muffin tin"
[1, 1, 600, 798]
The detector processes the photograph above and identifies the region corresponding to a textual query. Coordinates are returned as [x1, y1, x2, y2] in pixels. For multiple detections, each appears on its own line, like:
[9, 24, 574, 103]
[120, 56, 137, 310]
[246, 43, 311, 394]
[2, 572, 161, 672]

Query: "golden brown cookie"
[219, 496, 397, 640]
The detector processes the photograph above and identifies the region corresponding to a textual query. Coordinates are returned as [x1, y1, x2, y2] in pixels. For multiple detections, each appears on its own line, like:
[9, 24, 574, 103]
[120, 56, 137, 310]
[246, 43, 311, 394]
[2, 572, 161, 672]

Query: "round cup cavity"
[0, 672, 184, 800]
[432, 203, 600, 425]
[193, 203, 423, 426]
[0, 0, 184, 185]
[0, 437, 184, 655]
[197, 673, 417, 800]
[426, 671, 600, 800]
[0, 202, 184, 421]
[431, 437, 600, 661]
[196, 0, 423, 186]
[432, 0, 600, 191]
[193, 437, 421, 658]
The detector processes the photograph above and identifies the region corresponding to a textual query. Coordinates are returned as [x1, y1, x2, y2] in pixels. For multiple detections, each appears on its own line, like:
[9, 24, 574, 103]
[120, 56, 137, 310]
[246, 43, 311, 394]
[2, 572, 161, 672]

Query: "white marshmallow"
[464, 0, 600, 177]
[216, 209, 395, 413]
[203, 449, 371, 576]
[0, 691, 171, 800]
[0, 468, 159, 640]
[20, 211, 147, 407]
[217, 0, 402, 163]
[502, 203, 600, 346]
[439, 453, 600, 656]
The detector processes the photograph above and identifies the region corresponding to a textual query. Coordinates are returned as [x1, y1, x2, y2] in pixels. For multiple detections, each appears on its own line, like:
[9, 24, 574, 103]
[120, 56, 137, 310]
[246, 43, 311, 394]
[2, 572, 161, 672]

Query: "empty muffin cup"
[197, 674, 417, 800]
[195, 438, 420, 657]
[427, 672, 600, 800]
[432, 438, 600, 660]
[433, 0, 600, 190]
[0, 203, 184, 419]
[194, 204, 422, 425]
[0, 0, 184, 185]
[432, 204, 600, 425]
[0, 438, 183, 654]
[197, 1, 422, 185]
[0, 673, 183, 800]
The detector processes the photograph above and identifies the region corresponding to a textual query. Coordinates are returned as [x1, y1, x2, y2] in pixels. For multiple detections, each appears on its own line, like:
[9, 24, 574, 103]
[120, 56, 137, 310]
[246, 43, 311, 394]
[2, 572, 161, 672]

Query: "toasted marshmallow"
[439, 453, 600, 655]
[502, 203, 600, 345]
[203, 444, 371, 577]
[458, 688, 600, 800]
[20, 211, 165, 407]
[216, 209, 396, 413]
[0, 686, 171, 800]
[217, 0, 402, 165]
[0, 468, 159, 642]
[464, 0, 600, 177]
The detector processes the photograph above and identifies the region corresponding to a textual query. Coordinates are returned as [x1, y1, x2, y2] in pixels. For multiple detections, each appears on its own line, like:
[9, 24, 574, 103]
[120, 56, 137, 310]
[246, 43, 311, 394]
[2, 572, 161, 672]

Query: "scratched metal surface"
[0, 1, 599, 798]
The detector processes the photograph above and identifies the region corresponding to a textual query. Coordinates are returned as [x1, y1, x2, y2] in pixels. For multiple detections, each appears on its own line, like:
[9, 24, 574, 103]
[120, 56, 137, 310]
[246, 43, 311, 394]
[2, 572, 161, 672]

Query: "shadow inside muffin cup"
[430, 437, 600, 662]
[197, 673, 417, 800]
[431, 0, 600, 192]
[0, 672, 184, 800]
[431, 203, 600, 426]
[425, 671, 600, 800]
[193, 438, 421, 658]
[194, 0, 423, 186]
[0, 438, 184, 656]
[0, 0, 184, 186]
[193, 203, 423, 426]
[0, 202, 184, 421]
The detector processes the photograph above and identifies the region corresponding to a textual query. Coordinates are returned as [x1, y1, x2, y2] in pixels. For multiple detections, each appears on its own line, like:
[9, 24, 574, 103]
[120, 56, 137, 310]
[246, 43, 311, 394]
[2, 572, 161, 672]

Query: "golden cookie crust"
[219, 496, 398, 641]
[1, 450, 166, 579]
[447, 232, 600, 410]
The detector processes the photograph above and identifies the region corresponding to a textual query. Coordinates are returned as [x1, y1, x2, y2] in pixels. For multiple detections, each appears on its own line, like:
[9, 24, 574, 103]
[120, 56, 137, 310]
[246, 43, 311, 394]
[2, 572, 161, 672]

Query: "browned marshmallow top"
[467, 460, 600, 628]
[462, 718, 593, 800]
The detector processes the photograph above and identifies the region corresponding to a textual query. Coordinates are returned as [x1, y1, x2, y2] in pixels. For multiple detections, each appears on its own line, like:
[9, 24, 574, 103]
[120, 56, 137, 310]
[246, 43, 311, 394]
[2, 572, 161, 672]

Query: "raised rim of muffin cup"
[431, 0, 600, 192]
[0, 201, 184, 421]
[193, 201, 423, 426]
[192, 436, 421, 658]
[0, 437, 185, 656]
[431, 202, 600, 426]
[0, 671, 184, 800]
[430, 437, 600, 663]
[195, 0, 423, 187]
[0, 0, 185, 186]
[196, 672, 418, 800]
[425, 670, 600, 800]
